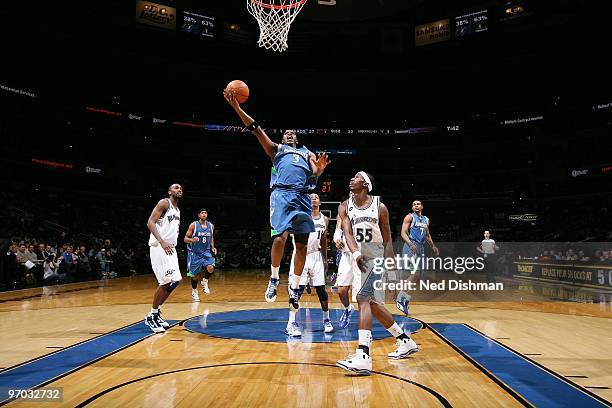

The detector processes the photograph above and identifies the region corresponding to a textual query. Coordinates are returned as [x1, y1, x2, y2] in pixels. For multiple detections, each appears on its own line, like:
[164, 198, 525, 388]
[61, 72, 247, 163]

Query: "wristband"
[352, 251, 362, 260]
[246, 121, 259, 131]
[333, 229, 342, 242]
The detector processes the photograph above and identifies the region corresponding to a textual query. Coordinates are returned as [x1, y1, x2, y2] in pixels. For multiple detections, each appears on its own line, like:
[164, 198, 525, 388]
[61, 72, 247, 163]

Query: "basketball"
[225, 80, 249, 104]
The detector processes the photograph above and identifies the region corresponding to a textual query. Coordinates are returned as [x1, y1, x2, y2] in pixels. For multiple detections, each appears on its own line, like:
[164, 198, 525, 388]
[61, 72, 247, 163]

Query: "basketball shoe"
[288, 287, 300, 312]
[285, 322, 302, 337]
[265, 277, 279, 302]
[338, 304, 355, 329]
[396, 291, 411, 315]
[388, 337, 419, 359]
[144, 314, 165, 333]
[324, 319, 334, 333]
[337, 349, 371, 375]
[154, 310, 170, 328]
[191, 289, 200, 302]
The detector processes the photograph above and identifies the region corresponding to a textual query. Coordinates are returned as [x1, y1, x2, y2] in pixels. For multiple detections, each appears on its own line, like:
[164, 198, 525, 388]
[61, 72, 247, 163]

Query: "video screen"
[181, 10, 215, 38]
[455, 9, 488, 39]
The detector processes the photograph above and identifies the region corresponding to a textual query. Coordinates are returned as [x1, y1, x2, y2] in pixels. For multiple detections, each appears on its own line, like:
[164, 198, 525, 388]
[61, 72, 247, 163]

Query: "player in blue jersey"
[184, 209, 216, 302]
[397, 200, 439, 314]
[224, 90, 330, 337]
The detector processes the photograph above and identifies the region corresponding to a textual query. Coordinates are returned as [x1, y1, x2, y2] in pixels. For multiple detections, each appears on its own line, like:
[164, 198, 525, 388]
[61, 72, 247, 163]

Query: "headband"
[357, 171, 373, 192]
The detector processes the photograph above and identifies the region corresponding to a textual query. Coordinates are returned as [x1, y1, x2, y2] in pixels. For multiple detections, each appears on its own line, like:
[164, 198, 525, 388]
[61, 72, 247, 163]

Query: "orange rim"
[250, 0, 307, 10]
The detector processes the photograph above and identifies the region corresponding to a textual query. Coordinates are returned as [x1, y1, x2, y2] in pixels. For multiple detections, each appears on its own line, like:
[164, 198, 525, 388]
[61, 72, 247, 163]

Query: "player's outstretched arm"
[147, 199, 173, 255]
[223, 90, 277, 160]
[309, 152, 331, 177]
[184, 222, 198, 244]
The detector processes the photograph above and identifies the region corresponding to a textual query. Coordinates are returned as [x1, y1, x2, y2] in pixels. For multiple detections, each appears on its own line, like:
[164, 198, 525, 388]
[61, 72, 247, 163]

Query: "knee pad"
[315, 285, 328, 302]
[165, 280, 180, 293]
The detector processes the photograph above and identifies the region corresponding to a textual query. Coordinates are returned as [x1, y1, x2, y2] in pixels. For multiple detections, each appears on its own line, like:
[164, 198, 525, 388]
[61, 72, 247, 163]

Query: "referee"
[477, 230, 499, 282]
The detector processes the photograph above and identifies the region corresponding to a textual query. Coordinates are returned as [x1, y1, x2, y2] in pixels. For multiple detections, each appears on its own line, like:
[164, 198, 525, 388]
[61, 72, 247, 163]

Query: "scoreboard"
[455, 9, 488, 39]
[180, 10, 215, 38]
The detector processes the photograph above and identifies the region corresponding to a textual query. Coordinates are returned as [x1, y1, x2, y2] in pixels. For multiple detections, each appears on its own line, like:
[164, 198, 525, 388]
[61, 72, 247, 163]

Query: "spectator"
[96, 248, 114, 278]
[539, 250, 552, 261]
[3, 244, 19, 290]
[43, 254, 66, 284]
[15, 244, 27, 267]
[566, 249, 578, 261]
[76, 245, 92, 277]
[578, 250, 590, 262]
[62, 245, 78, 276]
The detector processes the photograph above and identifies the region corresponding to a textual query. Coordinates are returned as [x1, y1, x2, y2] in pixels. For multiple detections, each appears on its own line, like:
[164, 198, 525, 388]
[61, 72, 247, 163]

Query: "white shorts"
[336, 251, 361, 291]
[150, 245, 182, 285]
[289, 251, 325, 287]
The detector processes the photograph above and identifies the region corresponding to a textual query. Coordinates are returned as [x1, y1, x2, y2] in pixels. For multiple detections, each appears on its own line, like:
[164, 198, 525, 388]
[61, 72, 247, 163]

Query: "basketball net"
[247, 0, 307, 52]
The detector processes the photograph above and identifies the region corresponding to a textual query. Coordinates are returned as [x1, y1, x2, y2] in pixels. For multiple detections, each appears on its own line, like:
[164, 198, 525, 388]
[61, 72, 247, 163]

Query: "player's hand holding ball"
[223, 80, 249, 110]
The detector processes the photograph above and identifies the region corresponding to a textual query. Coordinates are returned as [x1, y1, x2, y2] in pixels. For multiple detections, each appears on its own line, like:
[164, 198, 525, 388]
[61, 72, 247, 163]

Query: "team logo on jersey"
[349, 207, 354, 211]
[165, 268, 175, 276]
[352, 216, 378, 225]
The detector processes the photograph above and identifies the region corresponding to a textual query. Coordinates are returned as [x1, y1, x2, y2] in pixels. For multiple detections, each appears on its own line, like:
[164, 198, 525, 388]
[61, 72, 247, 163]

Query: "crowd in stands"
[1, 237, 136, 290]
[537, 248, 612, 264]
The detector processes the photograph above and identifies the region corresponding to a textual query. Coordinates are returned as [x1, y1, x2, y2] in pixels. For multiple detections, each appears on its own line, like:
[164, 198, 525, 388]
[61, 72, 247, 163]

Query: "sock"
[150, 308, 159, 315]
[204, 272, 211, 280]
[271, 265, 280, 280]
[322, 310, 330, 321]
[191, 279, 198, 290]
[288, 310, 297, 324]
[358, 345, 370, 355]
[290, 274, 300, 291]
[387, 322, 403, 338]
[358, 329, 372, 355]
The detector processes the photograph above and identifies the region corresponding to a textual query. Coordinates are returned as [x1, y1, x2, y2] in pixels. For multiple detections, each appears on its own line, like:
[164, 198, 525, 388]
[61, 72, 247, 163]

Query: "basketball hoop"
[247, 0, 307, 52]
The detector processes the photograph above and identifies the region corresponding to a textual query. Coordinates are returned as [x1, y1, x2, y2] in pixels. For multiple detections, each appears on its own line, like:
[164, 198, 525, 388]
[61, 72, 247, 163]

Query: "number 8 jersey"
[346, 196, 384, 256]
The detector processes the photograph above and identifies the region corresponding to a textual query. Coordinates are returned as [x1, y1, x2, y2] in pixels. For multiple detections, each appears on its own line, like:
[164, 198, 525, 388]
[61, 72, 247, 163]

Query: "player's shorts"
[186, 251, 215, 277]
[289, 251, 325, 287]
[150, 245, 182, 286]
[402, 242, 425, 275]
[270, 188, 315, 237]
[403, 242, 425, 258]
[336, 251, 362, 296]
[357, 244, 386, 304]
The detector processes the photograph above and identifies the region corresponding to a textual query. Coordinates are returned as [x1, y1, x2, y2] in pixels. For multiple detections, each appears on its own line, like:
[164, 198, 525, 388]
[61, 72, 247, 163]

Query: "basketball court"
[0, 271, 610, 407]
[1, 0, 611, 407]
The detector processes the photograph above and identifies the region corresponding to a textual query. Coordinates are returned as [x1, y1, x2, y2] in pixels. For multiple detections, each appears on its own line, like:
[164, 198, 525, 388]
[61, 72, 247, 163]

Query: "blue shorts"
[187, 251, 215, 276]
[270, 189, 315, 237]
[403, 242, 425, 258]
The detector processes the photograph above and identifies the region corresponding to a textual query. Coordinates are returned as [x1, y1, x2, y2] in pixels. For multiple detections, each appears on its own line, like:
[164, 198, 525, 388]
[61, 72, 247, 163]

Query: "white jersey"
[481, 239, 497, 255]
[346, 196, 384, 255]
[292, 213, 328, 254]
[148, 198, 180, 247]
